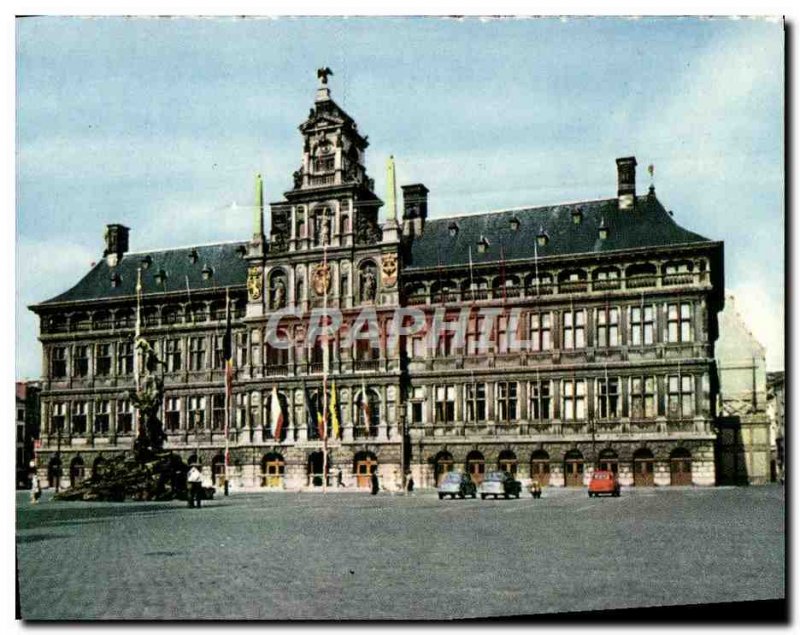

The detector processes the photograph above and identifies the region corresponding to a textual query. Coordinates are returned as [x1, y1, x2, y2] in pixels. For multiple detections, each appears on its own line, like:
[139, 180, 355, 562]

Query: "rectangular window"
[496, 381, 518, 421]
[189, 337, 206, 371]
[212, 394, 225, 430]
[117, 342, 133, 376]
[94, 400, 110, 434]
[165, 339, 182, 372]
[466, 316, 485, 356]
[188, 396, 206, 429]
[434, 385, 455, 423]
[497, 313, 512, 354]
[562, 310, 585, 350]
[117, 399, 133, 434]
[409, 387, 425, 424]
[51, 402, 66, 434]
[165, 397, 181, 432]
[667, 303, 693, 343]
[72, 402, 88, 434]
[465, 383, 486, 423]
[235, 393, 247, 428]
[596, 377, 620, 419]
[73, 346, 89, 377]
[214, 335, 226, 370]
[530, 380, 551, 420]
[596, 307, 619, 348]
[667, 375, 694, 418]
[95, 344, 112, 376]
[236, 332, 248, 367]
[51, 347, 67, 379]
[562, 379, 586, 421]
[529, 312, 552, 352]
[630, 305, 655, 346]
[630, 376, 656, 418]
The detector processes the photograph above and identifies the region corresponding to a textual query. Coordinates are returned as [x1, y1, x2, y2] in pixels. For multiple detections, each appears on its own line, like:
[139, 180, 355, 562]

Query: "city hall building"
[31, 73, 725, 491]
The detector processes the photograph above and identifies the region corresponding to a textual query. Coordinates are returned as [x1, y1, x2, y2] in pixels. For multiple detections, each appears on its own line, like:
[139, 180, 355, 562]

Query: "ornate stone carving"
[312, 263, 332, 296]
[362, 267, 377, 302]
[271, 275, 287, 309]
[381, 254, 398, 288]
[247, 266, 263, 301]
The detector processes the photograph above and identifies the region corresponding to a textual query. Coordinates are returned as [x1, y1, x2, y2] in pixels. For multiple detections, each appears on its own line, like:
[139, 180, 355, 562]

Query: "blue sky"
[15, 16, 784, 377]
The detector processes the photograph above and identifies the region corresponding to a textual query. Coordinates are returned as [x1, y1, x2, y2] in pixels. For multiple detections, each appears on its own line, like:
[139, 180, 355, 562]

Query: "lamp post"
[54, 421, 63, 493]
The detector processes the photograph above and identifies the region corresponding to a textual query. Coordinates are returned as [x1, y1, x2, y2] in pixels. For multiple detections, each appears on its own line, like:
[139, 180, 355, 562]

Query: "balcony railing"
[592, 278, 621, 291]
[354, 359, 380, 372]
[626, 275, 658, 289]
[663, 273, 695, 286]
[558, 281, 588, 294]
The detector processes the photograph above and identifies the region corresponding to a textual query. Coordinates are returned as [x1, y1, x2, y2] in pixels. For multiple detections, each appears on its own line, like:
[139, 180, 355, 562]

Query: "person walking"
[187, 464, 203, 508]
[406, 473, 415, 496]
[370, 469, 379, 495]
[30, 472, 41, 504]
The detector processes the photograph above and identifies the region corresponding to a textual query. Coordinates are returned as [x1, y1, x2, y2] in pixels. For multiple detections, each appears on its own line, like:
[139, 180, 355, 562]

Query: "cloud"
[728, 284, 784, 371]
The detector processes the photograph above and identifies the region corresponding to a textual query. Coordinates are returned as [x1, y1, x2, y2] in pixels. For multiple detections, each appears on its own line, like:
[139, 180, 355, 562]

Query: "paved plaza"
[16, 485, 785, 620]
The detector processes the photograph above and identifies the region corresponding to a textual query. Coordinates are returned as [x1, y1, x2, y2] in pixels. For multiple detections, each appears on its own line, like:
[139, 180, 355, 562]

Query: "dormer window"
[201, 265, 214, 280]
[598, 218, 609, 240]
[449, 222, 459, 237]
[537, 227, 549, 247]
[509, 216, 520, 231]
[141, 255, 152, 270]
[572, 208, 583, 225]
[154, 269, 167, 286]
[188, 248, 198, 264]
[477, 235, 490, 254]
[235, 245, 247, 259]
[110, 272, 121, 288]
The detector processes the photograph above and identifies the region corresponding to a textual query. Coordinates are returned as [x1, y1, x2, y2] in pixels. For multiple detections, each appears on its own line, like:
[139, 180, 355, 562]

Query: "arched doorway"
[92, 456, 106, 479]
[354, 451, 378, 488]
[564, 449, 584, 487]
[530, 450, 550, 486]
[498, 449, 518, 476]
[670, 447, 692, 486]
[597, 448, 619, 474]
[308, 451, 327, 486]
[261, 452, 285, 488]
[633, 448, 655, 486]
[433, 451, 454, 486]
[211, 454, 226, 486]
[69, 456, 85, 488]
[466, 450, 486, 485]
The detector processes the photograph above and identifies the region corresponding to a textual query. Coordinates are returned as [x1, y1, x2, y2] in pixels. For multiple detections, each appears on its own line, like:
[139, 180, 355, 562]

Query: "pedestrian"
[406, 473, 415, 495]
[187, 464, 203, 508]
[370, 470, 379, 495]
[337, 468, 345, 488]
[30, 472, 41, 504]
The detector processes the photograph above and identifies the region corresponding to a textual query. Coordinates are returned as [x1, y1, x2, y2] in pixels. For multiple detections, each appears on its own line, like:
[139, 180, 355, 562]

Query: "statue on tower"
[317, 66, 334, 85]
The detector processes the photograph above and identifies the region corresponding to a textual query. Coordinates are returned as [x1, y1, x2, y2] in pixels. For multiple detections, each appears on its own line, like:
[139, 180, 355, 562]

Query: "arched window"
[92, 456, 106, 479]
[564, 449, 584, 487]
[433, 450, 454, 486]
[69, 456, 85, 488]
[597, 448, 619, 474]
[498, 449, 518, 475]
[354, 388, 380, 438]
[530, 450, 550, 486]
[626, 263, 657, 289]
[670, 447, 692, 486]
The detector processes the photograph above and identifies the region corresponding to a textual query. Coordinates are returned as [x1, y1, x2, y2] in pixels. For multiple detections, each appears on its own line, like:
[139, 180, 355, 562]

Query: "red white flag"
[361, 378, 372, 433]
[271, 385, 284, 440]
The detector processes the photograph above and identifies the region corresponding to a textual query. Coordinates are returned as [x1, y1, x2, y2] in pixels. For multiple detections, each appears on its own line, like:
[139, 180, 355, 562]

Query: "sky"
[15, 15, 785, 378]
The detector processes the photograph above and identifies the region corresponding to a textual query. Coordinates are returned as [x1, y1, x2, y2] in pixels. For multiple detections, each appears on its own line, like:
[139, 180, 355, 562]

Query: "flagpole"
[224, 288, 231, 496]
[322, 235, 329, 494]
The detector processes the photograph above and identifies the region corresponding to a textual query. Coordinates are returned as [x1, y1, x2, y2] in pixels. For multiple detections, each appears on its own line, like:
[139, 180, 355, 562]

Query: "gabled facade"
[30, 72, 725, 491]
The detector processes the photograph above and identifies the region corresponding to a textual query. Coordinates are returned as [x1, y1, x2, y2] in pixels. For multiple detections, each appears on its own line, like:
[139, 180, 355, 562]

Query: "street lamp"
[54, 420, 63, 493]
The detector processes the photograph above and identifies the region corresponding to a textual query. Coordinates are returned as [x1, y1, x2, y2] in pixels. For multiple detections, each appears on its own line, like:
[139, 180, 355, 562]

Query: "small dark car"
[479, 471, 522, 499]
[438, 472, 477, 499]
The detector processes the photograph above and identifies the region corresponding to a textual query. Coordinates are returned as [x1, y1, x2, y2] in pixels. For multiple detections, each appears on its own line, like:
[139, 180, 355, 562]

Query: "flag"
[223, 290, 233, 404]
[133, 267, 143, 388]
[270, 385, 284, 440]
[361, 378, 372, 434]
[317, 410, 326, 440]
[302, 382, 317, 439]
[329, 380, 340, 439]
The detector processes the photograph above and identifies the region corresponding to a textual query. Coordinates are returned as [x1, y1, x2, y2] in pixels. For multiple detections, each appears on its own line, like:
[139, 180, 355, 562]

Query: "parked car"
[438, 471, 477, 499]
[479, 471, 522, 499]
[588, 470, 620, 497]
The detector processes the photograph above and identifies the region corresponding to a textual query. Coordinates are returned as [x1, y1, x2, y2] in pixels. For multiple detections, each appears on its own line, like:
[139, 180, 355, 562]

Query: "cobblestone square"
[16, 486, 784, 620]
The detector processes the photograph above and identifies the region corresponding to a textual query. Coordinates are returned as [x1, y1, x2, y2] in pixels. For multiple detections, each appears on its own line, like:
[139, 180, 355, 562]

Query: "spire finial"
[386, 155, 397, 222]
[255, 173, 264, 238]
[317, 67, 334, 86]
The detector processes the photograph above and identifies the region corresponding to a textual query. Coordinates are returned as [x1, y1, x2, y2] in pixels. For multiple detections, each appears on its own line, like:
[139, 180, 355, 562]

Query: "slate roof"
[36, 241, 249, 307]
[404, 192, 711, 270]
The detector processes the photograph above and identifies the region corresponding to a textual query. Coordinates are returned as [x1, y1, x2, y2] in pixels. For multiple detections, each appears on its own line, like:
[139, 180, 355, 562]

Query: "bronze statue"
[129, 337, 166, 457]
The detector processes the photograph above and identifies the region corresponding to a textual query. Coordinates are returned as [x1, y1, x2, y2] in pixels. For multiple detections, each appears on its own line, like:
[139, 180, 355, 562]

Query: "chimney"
[616, 156, 637, 210]
[103, 224, 129, 267]
[401, 184, 429, 238]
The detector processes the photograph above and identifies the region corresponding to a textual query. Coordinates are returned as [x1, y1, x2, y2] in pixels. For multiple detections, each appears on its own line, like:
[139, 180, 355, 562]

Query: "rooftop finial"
[315, 67, 333, 102]
[317, 67, 334, 86]
[386, 155, 397, 222]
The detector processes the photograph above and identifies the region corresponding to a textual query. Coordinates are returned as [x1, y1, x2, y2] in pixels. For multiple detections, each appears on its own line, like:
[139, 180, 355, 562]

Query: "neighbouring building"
[767, 371, 785, 481]
[16, 381, 41, 488]
[714, 295, 772, 485]
[30, 72, 726, 490]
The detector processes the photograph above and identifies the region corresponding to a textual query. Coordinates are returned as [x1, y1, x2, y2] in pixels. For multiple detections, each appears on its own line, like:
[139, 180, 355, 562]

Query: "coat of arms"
[381, 254, 398, 288]
[312, 262, 332, 296]
[247, 266, 263, 301]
